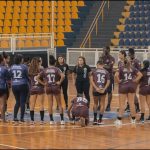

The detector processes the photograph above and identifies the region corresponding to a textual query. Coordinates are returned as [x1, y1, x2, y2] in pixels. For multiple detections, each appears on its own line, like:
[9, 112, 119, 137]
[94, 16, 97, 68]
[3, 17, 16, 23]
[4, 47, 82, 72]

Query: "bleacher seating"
[0, 0, 85, 48]
[111, 0, 150, 48]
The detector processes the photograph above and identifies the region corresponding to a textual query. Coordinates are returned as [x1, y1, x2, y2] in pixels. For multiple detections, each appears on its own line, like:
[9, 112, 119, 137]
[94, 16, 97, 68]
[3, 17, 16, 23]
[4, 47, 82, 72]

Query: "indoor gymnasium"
[0, 0, 150, 149]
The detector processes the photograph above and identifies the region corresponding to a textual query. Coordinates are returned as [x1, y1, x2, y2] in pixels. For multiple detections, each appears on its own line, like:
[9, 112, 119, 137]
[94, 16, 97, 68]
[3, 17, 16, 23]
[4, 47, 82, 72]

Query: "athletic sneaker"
[125, 105, 130, 112]
[80, 117, 85, 127]
[70, 120, 75, 125]
[146, 116, 150, 121]
[114, 119, 122, 126]
[19, 119, 25, 124]
[13, 118, 19, 122]
[60, 120, 65, 125]
[40, 121, 44, 125]
[105, 105, 111, 112]
[131, 119, 136, 124]
[30, 121, 35, 125]
[49, 121, 55, 125]
[93, 119, 98, 125]
[97, 119, 104, 125]
[139, 116, 144, 123]
[5, 112, 9, 116]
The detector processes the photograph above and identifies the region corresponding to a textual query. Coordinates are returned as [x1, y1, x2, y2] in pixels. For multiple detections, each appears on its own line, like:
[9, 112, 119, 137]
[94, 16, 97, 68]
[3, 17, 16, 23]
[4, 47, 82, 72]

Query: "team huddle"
[0, 46, 150, 127]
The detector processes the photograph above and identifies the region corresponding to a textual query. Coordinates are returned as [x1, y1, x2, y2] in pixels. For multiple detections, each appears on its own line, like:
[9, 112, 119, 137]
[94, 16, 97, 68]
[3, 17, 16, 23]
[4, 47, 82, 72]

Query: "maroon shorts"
[30, 86, 45, 95]
[139, 86, 150, 96]
[119, 82, 137, 94]
[46, 84, 60, 95]
[0, 89, 8, 97]
[72, 106, 89, 118]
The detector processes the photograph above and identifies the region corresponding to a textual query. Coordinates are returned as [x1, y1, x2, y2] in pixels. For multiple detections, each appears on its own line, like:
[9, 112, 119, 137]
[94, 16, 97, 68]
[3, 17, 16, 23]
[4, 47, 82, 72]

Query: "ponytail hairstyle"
[119, 50, 127, 58]
[124, 58, 131, 71]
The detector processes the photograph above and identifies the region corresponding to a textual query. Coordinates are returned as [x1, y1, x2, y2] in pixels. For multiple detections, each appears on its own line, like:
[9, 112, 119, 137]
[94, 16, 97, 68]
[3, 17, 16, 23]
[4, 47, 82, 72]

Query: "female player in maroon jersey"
[139, 60, 150, 123]
[114, 59, 142, 125]
[28, 57, 45, 125]
[37, 55, 65, 125]
[118, 50, 127, 68]
[68, 93, 89, 127]
[90, 58, 110, 125]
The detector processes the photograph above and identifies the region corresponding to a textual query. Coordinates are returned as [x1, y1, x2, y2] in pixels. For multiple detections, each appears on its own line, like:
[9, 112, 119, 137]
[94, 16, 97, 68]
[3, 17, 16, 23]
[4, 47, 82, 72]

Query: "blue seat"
[130, 39, 136, 46]
[124, 39, 130, 46]
[130, 5, 134, 11]
[141, 25, 146, 31]
[125, 25, 130, 31]
[130, 18, 135, 24]
[130, 32, 135, 38]
[135, 18, 140, 24]
[119, 32, 124, 38]
[135, 25, 140, 31]
[130, 25, 135, 31]
[119, 39, 124, 46]
[146, 24, 150, 31]
[135, 32, 141, 38]
[134, 6, 140, 11]
[141, 31, 147, 38]
[140, 12, 145, 17]
[124, 32, 130, 38]
[125, 18, 130, 24]
[142, 39, 148, 46]
[135, 39, 142, 46]
[140, 18, 146, 24]
[130, 12, 135, 17]
[147, 32, 150, 38]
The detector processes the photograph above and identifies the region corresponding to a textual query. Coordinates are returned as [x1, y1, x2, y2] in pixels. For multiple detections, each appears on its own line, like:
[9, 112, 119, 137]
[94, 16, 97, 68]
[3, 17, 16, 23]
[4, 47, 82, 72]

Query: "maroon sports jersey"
[71, 97, 88, 107]
[140, 68, 150, 88]
[130, 58, 141, 70]
[118, 60, 124, 68]
[40, 66, 62, 86]
[91, 68, 110, 92]
[119, 67, 138, 85]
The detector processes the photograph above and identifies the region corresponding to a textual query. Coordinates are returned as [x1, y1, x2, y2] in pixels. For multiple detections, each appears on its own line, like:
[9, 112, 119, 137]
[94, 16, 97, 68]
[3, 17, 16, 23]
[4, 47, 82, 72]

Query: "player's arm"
[36, 73, 46, 86]
[104, 79, 110, 91]
[115, 70, 121, 83]
[56, 72, 65, 85]
[67, 103, 73, 120]
[90, 75, 99, 92]
[133, 71, 143, 83]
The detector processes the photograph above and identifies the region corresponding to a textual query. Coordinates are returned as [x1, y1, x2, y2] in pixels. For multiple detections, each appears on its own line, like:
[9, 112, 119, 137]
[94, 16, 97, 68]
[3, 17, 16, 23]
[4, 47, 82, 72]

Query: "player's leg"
[93, 95, 99, 125]
[146, 95, 150, 120]
[139, 94, 146, 123]
[134, 94, 140, 113]
[62, 79, 68, 110]
[83, 81, 90, 107]
[0, 93, 7, 122]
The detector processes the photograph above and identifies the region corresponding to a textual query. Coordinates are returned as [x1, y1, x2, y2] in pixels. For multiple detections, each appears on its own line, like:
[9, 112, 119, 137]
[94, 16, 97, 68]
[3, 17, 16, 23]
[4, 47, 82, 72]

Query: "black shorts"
[72, 106, 89, 118]
[139, 86, 150, 96]
[93, 91, 107, 96]
[0, 89, 8, 97]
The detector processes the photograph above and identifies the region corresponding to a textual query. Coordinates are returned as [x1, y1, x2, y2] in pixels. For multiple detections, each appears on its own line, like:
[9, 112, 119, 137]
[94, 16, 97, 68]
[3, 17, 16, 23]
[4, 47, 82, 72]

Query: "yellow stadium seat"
[20, 13, 27, 19]
[43, 1, 50, 6]
[13, 6, 21, 13]
[5, 13, 12, 19]
[28, 6, 35, 12]
[57, 32, 64, 39]
[27, 26, 34, 33]
[0, 1, 6, 6]
[12, 20, 19, 26]
[42, 19, 50, 26]
[49, 26, 57, 32]
[35, 20, 41, 26]
[65, 6, 71, 12]
[71, 1, 77, 6]
[65, 13, 71, 19]
[72, 12, 78, 19]
[19, 26, 26, 33]
[57, 19, 65, 25]
[27, 20, 35, 26]
[43, 6, 50, 13]
[57, 26, 64, 32]
[21, 1, 28, 6]
[57, 12, 65, 19]
[36, 1, 43, 6]
[11, 26, 19, 34]
[0, 20, 3, 26]
[29, 1, 35, 6]
[43, 13, 50, 19]
[42, 26, 50, 33]
[35, 26, 42, 33]
[25, 40, 33, 48]
[14, 1, 21, 6]
[65, 25, 72, 32]
[33, 40, 41, 47]
[36, 6, 43, 13]
[57, 6, 65, 13]
[65, 19, 72, 25]
[17, 40, 25, 48]
[13, 13, 20, 19]
[20, 19, 27, 26]
[65, 1, 71, 6]
[7, 1, 14, 6]
[71, 6, 78, 12]
[41, 39, 49, 47]
[1, 40, 10, 48]
[21, 6, 28, 13]
[58, 1, 64, 7]
[53, 1, 57, 6]
[0, 13, 4, 19]
[0, 6, 6, 13]
[4, 20, 11, 27]
[57, 39, 64, 46]
[3, 27, 11, 33]
[35, 13, 42, 19]
[78, 1, 85, 6]
[6, 6, 13, 13]
[28, 13, 35, 19]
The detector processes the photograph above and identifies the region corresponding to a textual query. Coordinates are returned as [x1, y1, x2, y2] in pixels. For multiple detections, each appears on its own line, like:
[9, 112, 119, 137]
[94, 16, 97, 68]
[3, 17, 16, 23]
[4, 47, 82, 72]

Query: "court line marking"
[0, 144, 25, 149]
[0, 121, 149, 136]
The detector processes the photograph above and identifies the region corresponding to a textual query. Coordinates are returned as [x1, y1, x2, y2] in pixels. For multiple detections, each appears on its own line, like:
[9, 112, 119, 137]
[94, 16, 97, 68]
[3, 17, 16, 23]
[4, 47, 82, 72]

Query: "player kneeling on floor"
[68, 93, 89, 127]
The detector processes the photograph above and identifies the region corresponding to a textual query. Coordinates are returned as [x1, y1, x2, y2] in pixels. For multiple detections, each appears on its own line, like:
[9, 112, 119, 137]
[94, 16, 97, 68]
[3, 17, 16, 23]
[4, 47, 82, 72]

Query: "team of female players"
[0, 48, 150, 127]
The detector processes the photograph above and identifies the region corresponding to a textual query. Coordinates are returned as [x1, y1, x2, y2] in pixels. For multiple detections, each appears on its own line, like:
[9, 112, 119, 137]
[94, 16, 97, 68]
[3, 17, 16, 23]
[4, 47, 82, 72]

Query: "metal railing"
[80, 1, 110, 48]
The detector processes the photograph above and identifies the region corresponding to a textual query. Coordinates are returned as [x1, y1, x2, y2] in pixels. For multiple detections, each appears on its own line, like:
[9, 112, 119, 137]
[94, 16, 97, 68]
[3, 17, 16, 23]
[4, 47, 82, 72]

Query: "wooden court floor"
[0, 77, 150, 149]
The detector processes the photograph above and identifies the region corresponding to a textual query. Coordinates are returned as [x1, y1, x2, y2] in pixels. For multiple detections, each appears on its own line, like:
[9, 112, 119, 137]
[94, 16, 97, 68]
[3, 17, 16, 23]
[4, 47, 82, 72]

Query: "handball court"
[0, 76, 150, 149]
